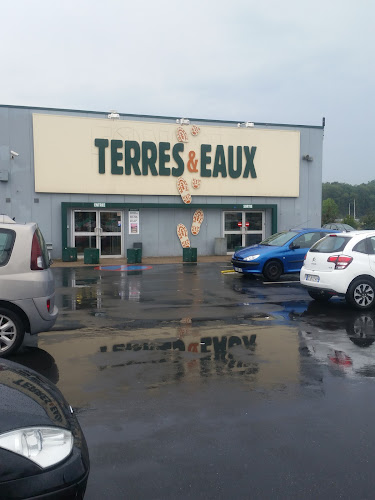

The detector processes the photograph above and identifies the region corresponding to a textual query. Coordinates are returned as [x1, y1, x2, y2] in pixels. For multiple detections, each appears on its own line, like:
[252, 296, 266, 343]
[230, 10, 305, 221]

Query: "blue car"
[231, 228, 338, 281]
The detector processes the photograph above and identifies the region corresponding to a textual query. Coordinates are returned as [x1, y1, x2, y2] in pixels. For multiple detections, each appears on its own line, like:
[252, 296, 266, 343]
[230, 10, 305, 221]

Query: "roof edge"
[0, 104, 324, 130]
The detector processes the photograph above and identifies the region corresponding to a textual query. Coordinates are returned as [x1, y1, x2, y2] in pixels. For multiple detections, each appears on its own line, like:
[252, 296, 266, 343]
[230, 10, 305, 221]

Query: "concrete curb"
[51, 255, 232, 268]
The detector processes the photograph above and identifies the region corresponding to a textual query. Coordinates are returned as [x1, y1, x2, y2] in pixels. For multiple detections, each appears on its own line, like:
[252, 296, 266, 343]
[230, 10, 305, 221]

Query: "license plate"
[234, 267, 243, 273]
[305, 274, 320, 282]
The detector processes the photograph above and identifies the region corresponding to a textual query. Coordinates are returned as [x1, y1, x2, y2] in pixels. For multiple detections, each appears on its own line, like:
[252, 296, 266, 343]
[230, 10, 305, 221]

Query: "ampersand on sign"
[187, 151, 198, 173]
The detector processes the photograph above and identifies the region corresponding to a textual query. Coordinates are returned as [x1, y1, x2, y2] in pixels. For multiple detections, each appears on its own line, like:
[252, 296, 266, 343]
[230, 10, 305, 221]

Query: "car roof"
[289, 228, 338, 233]
[334, 230, 375, 237]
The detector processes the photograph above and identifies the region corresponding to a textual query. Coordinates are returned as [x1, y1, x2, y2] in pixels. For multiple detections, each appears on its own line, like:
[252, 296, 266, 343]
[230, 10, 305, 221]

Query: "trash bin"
[62, 247, 77, 262]
[127, 248, 136, 264]
[84, 248, 99, 264]
[134, 248, 142, 263]
[183, 248, 197, 262]
[133, 243, 142, 263]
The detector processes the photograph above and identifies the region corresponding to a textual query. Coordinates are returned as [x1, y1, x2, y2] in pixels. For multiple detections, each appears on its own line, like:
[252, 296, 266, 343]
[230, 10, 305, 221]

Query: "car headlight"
[0, 427, 73, 468]
[243, 254, 260, 262]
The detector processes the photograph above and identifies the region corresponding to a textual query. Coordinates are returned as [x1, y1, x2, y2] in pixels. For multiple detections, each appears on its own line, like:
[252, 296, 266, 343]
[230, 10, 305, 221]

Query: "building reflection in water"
[93, 322, 301, 394]
[58, 269, 142, 311]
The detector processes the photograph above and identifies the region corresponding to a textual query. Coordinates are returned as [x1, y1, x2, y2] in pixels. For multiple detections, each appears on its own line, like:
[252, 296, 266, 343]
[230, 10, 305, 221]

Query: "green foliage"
[322, 198, 339, 225]
[342, 215, 359, 229]
[322, 180, 375, 218]
[360, 213, 375, 230]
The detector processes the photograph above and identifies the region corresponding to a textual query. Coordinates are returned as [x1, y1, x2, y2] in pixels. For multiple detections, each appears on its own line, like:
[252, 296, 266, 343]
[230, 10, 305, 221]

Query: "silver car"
[0, 215, 58, 356]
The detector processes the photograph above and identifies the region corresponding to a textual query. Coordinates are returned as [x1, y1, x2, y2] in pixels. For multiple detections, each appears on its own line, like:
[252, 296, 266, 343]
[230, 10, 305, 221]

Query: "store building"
[0, 105, 324, 259]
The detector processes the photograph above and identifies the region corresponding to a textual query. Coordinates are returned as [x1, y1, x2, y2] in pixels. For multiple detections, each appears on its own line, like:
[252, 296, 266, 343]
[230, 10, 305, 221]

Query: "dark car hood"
[0, 359, 71, 434]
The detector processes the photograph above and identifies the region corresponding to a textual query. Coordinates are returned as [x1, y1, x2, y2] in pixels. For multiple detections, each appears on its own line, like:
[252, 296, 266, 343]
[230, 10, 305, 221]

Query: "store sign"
[33, 114, 301, 197]
[94, 139, 257, 179]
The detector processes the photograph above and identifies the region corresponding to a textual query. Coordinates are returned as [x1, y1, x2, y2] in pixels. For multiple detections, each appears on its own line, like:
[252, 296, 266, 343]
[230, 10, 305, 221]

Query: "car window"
[293, 232, 322, 249]
[368, 237, 375, 255]
[353, 239, 369, 254]
[310, 235, 351, 253]
[0, 229, 15, 266]
[260, 231, 298, 247]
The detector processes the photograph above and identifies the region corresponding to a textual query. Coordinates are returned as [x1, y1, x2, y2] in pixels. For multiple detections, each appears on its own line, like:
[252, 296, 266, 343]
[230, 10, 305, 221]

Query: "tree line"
[322, 181, 375, 228]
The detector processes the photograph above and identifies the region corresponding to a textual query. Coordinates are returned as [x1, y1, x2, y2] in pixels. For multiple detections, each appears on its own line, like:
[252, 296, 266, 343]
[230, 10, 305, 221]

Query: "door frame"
[223, 211, 265, 254]
[71, 209, 124, 258]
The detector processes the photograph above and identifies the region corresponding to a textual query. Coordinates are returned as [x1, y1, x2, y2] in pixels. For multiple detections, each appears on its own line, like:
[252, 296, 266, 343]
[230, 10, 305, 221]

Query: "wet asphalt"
[11, 262, 375, 499]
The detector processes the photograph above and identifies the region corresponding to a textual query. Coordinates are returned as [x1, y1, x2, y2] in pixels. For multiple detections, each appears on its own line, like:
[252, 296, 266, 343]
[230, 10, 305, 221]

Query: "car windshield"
[260, 231, 298, 247]
[309, 235, 351, 253]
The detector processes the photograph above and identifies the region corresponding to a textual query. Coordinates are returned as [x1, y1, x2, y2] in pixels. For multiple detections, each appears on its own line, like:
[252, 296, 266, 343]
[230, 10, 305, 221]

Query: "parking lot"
[11, 261, 375, 499]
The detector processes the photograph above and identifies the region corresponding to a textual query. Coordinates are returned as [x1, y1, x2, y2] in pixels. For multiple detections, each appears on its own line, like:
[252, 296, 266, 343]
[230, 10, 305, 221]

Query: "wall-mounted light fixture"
[302, 155, 313, 162]
[176, 118, 190, 125]
[237, 122, 254, 128]
[107, 110, 120, 119]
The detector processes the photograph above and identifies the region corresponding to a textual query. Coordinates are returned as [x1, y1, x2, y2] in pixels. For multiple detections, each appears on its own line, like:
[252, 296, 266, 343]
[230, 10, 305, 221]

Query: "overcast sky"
[1, 0, 373, 185]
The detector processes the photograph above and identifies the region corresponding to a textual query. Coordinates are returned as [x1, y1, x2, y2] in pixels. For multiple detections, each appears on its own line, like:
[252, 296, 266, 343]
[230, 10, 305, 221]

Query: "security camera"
[10, 150, 19, 158]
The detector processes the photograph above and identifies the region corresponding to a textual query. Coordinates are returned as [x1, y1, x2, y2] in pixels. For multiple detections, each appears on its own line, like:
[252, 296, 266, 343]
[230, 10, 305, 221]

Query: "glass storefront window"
[225, 213, 242, 231]
[75, 212, 96, 232]
[101, 212, 121, 233]
[224, 211, 264, 253]
[74, 236, 96, 253]
[101, 236, 121, 255]
[226, 234, 243, 252]
[245, 234, 263, 246]
[245, 213, 262, 231]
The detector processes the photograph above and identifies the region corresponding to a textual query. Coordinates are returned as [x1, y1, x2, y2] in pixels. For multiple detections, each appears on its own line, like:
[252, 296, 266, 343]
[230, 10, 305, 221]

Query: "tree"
[360, 213, 375, 230]
[322, 198, 339, 225]
[342, 215, 359, 229]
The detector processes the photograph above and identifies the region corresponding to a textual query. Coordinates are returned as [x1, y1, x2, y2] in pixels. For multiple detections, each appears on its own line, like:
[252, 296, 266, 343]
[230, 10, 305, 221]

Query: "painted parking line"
[221, 270, 236, 274]
[94, 265, 153, 272]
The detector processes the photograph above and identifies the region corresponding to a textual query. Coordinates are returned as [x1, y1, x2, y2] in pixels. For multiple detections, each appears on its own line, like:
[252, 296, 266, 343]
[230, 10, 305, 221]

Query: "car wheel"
[307, 290, 331, 302]
[263, 260, 283, 281]
[346, 279, 375, 310]
[0, 308, 25, 357]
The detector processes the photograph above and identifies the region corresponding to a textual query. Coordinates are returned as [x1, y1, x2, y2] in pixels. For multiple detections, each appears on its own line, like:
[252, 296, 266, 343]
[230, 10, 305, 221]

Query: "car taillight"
[31, 232, 45, 270]
[327, 255, 353, 269]
[47, 299, 51, 312]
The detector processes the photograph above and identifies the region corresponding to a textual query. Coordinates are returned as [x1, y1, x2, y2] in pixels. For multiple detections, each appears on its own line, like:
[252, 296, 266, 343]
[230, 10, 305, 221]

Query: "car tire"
[346, 278, 375, 310]
[0, 308, 25, 357]
[307, 290, 331, 302]
[263, 260, 283, 281]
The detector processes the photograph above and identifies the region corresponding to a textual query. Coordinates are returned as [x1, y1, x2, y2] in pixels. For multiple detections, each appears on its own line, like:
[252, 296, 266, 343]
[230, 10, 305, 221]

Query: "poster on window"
[129, 210, 140, 235]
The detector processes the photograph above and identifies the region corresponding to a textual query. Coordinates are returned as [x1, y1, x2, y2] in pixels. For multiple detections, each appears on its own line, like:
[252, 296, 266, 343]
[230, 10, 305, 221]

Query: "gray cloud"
[1, 0, 374, 184]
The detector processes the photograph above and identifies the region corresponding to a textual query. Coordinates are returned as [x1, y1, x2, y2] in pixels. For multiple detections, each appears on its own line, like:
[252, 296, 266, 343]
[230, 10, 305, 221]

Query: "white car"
[300, 231, 375, 310]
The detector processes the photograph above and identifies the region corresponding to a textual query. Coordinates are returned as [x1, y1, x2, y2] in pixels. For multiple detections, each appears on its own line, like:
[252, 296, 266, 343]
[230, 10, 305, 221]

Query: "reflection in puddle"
[37, 323, 302, 407]
[58, 269, 142, 311]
